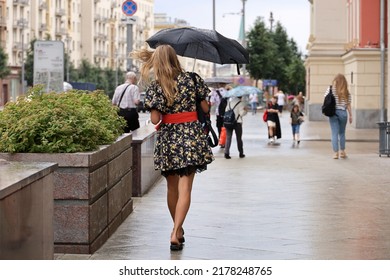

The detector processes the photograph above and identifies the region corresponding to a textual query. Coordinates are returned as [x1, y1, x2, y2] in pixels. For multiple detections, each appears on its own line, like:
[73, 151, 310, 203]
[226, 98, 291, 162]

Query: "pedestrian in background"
[274, 90, 286, 116]
[249, 92, 258, 115]
[224, 96, 248, 159]
[266, 96, 281, 144]
[209, 84, 227, 143]
[290, 104, 304, 145]
[112, 71, 140, 133]
[324, 73, 352, 159]
[131, 45, 214, 251]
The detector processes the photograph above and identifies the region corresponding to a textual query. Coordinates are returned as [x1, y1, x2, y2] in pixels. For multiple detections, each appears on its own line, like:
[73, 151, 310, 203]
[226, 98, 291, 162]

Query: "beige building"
[305, 0, 389, 128]
[0, 0, 154, 105]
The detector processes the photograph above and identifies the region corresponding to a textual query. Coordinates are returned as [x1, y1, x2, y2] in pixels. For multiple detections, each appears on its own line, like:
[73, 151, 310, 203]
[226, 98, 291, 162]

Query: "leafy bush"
[0, 86, 126, 153]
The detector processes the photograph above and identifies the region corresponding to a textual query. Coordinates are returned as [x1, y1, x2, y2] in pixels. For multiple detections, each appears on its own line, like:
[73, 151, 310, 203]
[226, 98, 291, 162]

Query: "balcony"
[13, 0, 29, 6]
[94, 33, 107, 41]
[14, 19, 28, 29]
[55, 8, 66, 16]
[39, 23, 48, 32]
[55, 28, 67, 36]
[0, 16, 6, 27]
[39, 1, 48, 10]
[12, 41, 23, 51]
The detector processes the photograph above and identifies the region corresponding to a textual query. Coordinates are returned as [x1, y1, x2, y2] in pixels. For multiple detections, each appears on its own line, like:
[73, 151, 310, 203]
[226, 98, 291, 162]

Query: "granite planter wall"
[0, 133, 133, 254]
[0, 161, 57, 260]
[131, 124, 161, 197]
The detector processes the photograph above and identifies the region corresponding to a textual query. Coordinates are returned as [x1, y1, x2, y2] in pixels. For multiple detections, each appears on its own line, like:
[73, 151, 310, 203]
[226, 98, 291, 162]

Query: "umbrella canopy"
[146, 27, 249, 65]
[204, 77, 232, 87]
[224, 86, 262, 98]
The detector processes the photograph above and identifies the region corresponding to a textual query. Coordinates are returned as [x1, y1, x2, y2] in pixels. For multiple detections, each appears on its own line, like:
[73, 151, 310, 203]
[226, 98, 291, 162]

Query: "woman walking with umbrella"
[131, 45, 214, 251]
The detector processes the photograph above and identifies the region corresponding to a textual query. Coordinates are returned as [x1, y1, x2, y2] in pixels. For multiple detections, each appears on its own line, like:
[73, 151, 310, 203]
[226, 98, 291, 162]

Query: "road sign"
[122, 0, 137, 16]
[121, 16, 138, 24]
[263, 79, 278, 87]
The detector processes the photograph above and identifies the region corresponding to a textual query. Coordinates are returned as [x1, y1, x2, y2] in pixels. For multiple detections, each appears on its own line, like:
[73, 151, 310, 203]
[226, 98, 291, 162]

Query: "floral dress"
[144, 71, 214, 177]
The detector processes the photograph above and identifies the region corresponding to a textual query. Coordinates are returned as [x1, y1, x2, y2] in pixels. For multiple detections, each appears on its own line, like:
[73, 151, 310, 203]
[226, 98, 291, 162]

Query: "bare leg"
[170, 173, 195, 244]
[166, 175, 179, 221]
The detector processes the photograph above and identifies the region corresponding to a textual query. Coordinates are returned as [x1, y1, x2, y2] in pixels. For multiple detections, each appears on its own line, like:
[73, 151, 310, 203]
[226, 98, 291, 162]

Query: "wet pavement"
[55, 110, 390, 260]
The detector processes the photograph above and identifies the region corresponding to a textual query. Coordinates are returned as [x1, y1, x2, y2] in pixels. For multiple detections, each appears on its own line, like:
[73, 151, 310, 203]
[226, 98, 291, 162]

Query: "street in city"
[56, 110, 390, 260]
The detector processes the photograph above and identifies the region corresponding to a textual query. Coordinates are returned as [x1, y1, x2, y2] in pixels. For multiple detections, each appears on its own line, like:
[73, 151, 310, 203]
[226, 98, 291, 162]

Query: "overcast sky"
[154, 0, 310, 54]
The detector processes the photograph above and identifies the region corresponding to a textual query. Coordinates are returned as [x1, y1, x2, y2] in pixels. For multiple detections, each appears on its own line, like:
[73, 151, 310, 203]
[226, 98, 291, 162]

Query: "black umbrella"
[146, 27, 249, 67]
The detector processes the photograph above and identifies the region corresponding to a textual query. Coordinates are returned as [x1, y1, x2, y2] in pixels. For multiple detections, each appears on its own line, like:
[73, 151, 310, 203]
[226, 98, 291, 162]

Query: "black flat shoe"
[178, 229, 185, 243]
[224, 154, 231, 159]
[170, 242, 183, 251]
[239, 154, 245, 158]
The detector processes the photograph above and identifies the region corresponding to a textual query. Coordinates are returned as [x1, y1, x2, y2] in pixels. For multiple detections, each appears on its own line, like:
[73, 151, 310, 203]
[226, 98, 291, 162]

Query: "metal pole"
[213, 0, 217, 77]
[66, 36, 70, 82]
[126, 23, 133, 71]
[380, 0, 386, 122]
[241, 0, 246, 80]
[21, 21, 25, 95]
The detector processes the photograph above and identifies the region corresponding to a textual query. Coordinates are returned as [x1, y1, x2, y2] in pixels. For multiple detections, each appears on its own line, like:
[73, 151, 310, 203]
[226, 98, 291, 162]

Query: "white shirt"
[112, 82, 140, 109]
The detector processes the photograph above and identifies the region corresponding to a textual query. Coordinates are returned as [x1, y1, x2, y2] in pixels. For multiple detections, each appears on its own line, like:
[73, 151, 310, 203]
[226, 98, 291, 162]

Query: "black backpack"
[216, 90, 228, 116]
[223, 101, 241, 129]
[322, 85, 336, 117]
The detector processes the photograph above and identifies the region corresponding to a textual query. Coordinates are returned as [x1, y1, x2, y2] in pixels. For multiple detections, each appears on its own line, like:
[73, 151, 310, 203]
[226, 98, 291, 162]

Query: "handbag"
[263, 110, 268, 122]
[196, 99, 218, 147]
[219, 127, 226, 146]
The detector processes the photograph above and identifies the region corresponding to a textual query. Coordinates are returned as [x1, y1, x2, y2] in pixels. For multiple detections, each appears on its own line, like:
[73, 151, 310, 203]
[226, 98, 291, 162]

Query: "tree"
[246, 18, 306, 95]
[24, 39, 36, 86]
[246, 17, 277, 86]
[0, 46, 10, 79]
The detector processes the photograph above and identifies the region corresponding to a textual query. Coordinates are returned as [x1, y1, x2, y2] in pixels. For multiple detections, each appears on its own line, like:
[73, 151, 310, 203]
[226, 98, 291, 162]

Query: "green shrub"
[0, 86, 126, 153]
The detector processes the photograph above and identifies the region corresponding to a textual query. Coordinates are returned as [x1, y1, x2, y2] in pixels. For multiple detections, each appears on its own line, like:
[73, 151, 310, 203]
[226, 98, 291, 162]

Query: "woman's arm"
[200, 99, 209, 113]
[347, 104, 352, 124]
[150, 109, 161, 125]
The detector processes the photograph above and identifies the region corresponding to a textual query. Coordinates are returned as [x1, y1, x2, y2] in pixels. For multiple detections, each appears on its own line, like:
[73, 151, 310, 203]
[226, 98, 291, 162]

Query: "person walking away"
[224, 96, 248, 159]
[249, 92, 258, 115]
[266, 96, 281, 144]
[112, 71, 140, 133]
[209, 85, 228, 145]
[131, 45, 214, 251]
[324, 73, 352, 159]
[274, 90, 286, 116]
[290, 104, 304, 145]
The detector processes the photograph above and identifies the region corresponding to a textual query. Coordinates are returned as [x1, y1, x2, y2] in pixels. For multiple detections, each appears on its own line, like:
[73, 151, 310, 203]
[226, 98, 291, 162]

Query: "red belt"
[161, 111, 198, 124]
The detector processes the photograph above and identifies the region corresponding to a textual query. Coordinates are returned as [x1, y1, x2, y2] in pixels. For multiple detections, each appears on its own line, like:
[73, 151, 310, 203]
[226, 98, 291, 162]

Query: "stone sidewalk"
[56, 111, 390, 260]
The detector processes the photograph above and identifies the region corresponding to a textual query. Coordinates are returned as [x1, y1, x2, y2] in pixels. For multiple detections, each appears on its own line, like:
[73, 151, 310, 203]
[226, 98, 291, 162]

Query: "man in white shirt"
[112, 71, 140, 132]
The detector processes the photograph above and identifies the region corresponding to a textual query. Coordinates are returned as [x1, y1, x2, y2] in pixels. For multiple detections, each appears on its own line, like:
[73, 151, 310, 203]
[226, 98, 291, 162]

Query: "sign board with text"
[33, 40, 64, 93]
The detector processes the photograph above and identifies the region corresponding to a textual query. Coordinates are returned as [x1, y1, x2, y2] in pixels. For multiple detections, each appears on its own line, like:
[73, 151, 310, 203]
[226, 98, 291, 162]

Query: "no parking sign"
[122, 0, 137, 16]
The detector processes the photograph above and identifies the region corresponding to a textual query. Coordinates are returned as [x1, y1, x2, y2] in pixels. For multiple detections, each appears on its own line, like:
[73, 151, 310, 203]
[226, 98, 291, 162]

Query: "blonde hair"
[131, 45, 183, 106]
[333, 74, 349, 102]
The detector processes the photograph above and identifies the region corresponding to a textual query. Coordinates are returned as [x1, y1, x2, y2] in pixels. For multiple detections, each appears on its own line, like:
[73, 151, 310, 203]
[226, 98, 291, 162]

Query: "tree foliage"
[246, 17, 306, 94]
[0, 86, 126, 153]
[0, 45, 10, 79]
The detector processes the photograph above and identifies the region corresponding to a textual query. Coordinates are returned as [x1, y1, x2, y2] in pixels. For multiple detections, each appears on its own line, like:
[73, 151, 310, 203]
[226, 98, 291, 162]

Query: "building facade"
[305, 0, 389, 128]
[0, 0, 154, 106]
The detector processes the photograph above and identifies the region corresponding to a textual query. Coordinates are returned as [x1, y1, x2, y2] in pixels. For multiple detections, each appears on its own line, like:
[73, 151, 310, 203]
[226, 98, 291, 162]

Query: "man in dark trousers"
[112, 71, 140, 133]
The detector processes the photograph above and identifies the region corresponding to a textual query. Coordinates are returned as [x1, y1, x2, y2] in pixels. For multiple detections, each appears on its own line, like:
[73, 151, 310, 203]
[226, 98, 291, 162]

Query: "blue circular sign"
[122, 0, 137, 16]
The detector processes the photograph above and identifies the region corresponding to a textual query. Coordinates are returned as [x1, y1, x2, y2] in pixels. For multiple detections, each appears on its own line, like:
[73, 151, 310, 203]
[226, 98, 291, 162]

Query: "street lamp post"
[18, 19, 27, 95]
[213, 0, 216, 77]
[65, 35, 71, 82]
[241, 0, 247, 80]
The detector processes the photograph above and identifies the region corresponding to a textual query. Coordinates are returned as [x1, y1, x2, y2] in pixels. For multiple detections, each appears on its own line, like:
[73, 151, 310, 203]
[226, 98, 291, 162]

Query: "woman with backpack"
[223, 96, 248, 159]
[324, 73, 352, 159]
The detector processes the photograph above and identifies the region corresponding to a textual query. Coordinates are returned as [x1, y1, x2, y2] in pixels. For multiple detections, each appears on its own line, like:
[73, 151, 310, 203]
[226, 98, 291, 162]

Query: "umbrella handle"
[192, 58, 197, 72]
